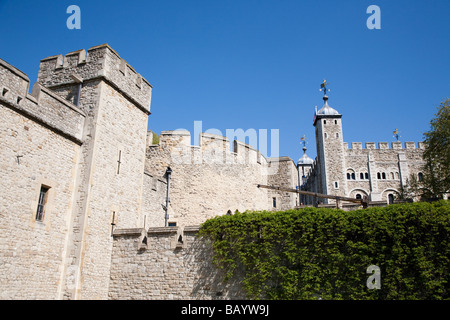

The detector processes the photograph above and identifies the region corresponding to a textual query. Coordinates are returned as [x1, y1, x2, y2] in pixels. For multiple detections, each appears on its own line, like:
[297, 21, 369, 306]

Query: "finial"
[393, 128, 401, 141]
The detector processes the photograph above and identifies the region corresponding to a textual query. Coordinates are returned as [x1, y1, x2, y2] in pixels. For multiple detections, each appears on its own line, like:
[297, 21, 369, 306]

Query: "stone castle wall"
[343, 141, 425, 202]
[1, 44, 154, 300]
[143, 130, 298, 227]
[0, 58, 84, 299]
[108, 226, 246, 300]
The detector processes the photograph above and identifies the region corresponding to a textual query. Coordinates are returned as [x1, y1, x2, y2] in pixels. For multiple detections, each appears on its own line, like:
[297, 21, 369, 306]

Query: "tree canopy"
[422, 99, 450, 199]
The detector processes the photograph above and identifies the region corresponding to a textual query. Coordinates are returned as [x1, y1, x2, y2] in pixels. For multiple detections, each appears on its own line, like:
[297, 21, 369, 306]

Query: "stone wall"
[108, 226, 246, 300]
[0, 44, 154, 300]
[344, 141, 425, 201]
[267, 157, 298, 210]
[143, 131, 278, 227]
[0, 98, 81, 299]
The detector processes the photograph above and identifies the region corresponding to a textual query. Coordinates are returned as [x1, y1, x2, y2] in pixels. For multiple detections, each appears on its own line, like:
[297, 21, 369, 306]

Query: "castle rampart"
[108, 226, 245, 300]
[344, 141, 424, 150]
[0, 58, 85, 144]
[38, 44, 152, 115]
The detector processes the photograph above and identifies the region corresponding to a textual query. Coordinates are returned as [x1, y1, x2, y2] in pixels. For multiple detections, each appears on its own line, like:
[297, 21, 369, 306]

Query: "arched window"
[347, 169, 356, 180]
[336, 133, 339, 138]
[356, 194, 362, 200]
[365, 172, 369, 179]
[382, 172, 386, 179]
[360, 173, 364, 180]
[390, 172, 394, 179]
[418, 172, 423, 182]
[377, 172, 381, 179]
[324, 133, 328, 139]
[395, 172, 399, 179]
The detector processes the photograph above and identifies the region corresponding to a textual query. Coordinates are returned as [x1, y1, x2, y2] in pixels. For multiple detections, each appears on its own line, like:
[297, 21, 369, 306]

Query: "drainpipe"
[164, 167, 172, 227]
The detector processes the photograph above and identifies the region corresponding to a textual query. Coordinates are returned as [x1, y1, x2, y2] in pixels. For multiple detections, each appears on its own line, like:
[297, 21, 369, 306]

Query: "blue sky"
[1, 0, 449, 162]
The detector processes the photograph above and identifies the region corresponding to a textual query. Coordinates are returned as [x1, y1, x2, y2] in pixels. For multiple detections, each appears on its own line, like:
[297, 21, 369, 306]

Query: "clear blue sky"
[1, 0, 449, 162]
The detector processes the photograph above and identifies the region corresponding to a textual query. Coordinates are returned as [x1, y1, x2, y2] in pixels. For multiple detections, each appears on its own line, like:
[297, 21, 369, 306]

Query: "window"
[390, 172, 394, 179]
[36, 186, 49, 221]
[324, 133, 328, 139]
[365, 172, 369, 179]
[334, 120, 337, 125]
[355, 194, 362, 200]
[336, 133, 339, 138]
[334, 181, 339, 189]
[382, 172, 386, 179]
[324, 120, 327, 124]
[347, 173, 351, 180]
[351, 173, 355, 180]
[418, 172, 423, 182]
[168, 222, 177, 227]
[272, 197, 277, 208]
[377, 172, 381, 179]
[360, 173, 364, 180]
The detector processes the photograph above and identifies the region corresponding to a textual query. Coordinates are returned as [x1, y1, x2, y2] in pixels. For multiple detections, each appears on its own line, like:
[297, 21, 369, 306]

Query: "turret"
[313, 81, 347, 203]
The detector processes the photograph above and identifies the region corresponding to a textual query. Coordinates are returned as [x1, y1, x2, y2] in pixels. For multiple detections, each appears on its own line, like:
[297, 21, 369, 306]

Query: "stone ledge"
[112, 228, 144, 237]
[147, 226, 179, 234]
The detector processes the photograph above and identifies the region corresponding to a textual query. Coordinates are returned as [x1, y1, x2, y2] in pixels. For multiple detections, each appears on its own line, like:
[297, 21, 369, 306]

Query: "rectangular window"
[334, 181, 339, 189]
[36, 186, 49, 221]
[272, 197, 277, 208]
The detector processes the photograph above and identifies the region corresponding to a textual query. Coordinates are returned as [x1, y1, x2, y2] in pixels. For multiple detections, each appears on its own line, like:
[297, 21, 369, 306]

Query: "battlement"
[0, 58, 85, 144]
[156, 130, 267, 165]
[344, 141, 425, 150]
[37, 44, 152, 113]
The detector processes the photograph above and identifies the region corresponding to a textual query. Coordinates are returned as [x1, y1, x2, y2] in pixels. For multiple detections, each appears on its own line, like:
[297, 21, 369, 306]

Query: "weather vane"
[320, 79, 330, 96]
[393, 128, 401, 141]
[300, 135, 307, 151]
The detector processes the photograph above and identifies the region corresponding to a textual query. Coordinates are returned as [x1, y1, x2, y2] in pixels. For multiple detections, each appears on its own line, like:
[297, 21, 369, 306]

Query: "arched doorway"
[388, 194, 394, 204]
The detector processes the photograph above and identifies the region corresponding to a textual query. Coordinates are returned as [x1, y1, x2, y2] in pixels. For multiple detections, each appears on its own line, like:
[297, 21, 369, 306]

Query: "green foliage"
[152, 133, 160, 145]
[198, 201, 449, 300]
[422, 99, 450, 198]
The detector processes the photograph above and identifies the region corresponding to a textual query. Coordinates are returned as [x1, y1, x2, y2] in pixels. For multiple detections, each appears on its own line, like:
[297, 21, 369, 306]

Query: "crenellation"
[38, 44, 152, 114]
[405, 141, 416, 149]
[392, 141, 403, 149]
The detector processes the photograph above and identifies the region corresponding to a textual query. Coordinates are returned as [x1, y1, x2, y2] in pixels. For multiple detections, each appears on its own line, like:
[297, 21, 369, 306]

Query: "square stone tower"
[313, 94, 347, 203]
[37, 44, 152, 299]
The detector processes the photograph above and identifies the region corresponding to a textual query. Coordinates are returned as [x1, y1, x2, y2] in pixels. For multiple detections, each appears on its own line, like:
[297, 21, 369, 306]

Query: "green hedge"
[198, 201, 449, 300]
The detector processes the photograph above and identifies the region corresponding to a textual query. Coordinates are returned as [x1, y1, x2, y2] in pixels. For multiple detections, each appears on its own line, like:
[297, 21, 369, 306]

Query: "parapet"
[37, 44, 152, 114]
[156, 130, 267, 165]
[0, 58, 85, 144]
[345, 141, 424, 150]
